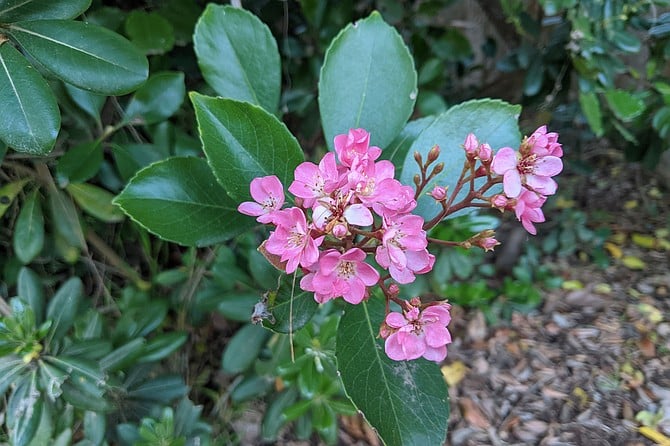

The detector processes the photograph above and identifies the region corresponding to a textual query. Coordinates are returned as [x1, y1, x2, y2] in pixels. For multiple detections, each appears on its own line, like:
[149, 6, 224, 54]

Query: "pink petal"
[424, 324, 451, 348]
[398, 332, 425, 360]
[356, 261, 380, 286]
[503, 170, 522, 198]
[237, 201, 264, 217]
[533, 156, 563, 176]
[344, 204, 373, 226]
[422, 345, 447, 362]
[491, 147, 518, 174]
[385, 333, 406, 360]
[386, 312, 407, 328]
[526, 175, 557, 195]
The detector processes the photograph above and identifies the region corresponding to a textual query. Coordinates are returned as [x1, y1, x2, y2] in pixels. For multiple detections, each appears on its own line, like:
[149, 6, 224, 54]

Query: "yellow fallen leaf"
[604, 242, 623, 259]
[610, 232, 627, 245]
[659, 239, 670, 251]
[638, 303, 664, 324]
[441, 361, 467, 387]
[628, 288, 642, 299]
[632, 233, 656, 249]
[638, 426, 670, 445]
[572, 387, 589, 408]
[648, 187, 663, 199]
[656, 228, 669, 238]
[624, 200, 638, 209]
[622, 256, 646, 270]
[594, 283, 612, 294]
[562, 280, 584, 290]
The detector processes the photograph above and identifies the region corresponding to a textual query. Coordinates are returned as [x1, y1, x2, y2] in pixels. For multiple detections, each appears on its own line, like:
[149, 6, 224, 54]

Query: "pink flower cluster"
[471, 126, 563, 235]
[238, 128, 434, 306]
[380, 299, 452, 362]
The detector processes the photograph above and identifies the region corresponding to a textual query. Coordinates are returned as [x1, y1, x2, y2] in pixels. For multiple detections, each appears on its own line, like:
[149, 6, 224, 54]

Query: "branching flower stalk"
[239, 126, 562, 362]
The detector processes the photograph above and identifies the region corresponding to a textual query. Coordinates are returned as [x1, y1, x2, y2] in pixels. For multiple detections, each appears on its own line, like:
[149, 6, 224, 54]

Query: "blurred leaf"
[111, 143, 166, 182]
[221, 324, 270, 374]
[631, 233, 656, 249]
[261, 388, 297, 441]
[611, 30, 641, 53]
[230, 375, 273, 403]
[115, 156, 253, 246]
[7, 372, 43, 446]
[319, 11, 417, 150]
[337, 298, 450, 446]
[579, 91, 604, 137]
[8, 20, 148, 94]
[0, 177, 30, 218]
[124, 10, 175, 55]
[622, 255, 646, 270]
[604, 89, 645, 122]
[67, 183, 124, 223]
[215, 291, 260, 322]
[441, 361, 467, 387]
[48, 187, 85, 251]
[0, 356, 27, 399]
[139, 332, 187, 363]
[13, 190, 45, 264]
[0, 0, 91, 21]
[0, 43, 59, 154]
[157, 0, 201, 45]
[124, 71, 185, 125]
[127, 375, 188, 404]
[83, 410, 106, 446]
[45, 277, 83, 342]
[56, 140, 103, 186]
[63, 83, 105, 124]
[194, 4, 280, 112]
[17, 267, 45, 324]
[191, 93, 304, 201]
[99, 338, 146, 372]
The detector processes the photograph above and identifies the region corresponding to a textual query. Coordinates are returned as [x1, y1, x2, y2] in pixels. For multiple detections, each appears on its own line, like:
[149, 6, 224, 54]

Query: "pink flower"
[300, 248, 379, 304]
[429, 185, 447, 201]
[334, 128, 381, 168]
[513, 188, 547, 235]
[381, 302, 452, 362]
[475, 237, 499, 252]
[265, 207, 324, 273]
[490, 194, 508, 210]
[491, 127, 563, 198]
[371, 179, 416, 217]
[463, 133, 479, 156]
[375, 214, 433, 284]
[288, 153, 343, 208]
[237, 175, 285, 223]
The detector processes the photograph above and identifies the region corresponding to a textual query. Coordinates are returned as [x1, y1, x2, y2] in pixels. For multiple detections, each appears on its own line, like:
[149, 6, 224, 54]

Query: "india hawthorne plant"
[111, 4, 563, 445]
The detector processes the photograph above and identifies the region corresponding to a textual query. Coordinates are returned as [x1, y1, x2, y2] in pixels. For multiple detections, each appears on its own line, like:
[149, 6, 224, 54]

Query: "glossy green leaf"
[215, 291, 261, 322]
[26, 395, 53, 446]
[124, 71, 185, 125]
[579, 91, 604, 137]
[124, 10, 175, 55]
[51, 429, 72, 446]
[604, 89, 645, 122]
[63, 83, 105, 123]
[8, 20, 148, 94]
[263, 282, 318, 334]
[112, 143, 166, 182]
[13, 190, 44, 264]
[381, 116, 437, 179]
[191, 93, 304, 201]
[56, 140, 103, 186]
[139, 332, 187, 363]
[45, 277, 83, 342]
[60, 339, 112, 360]
[221, 323, 270, 374]
[99, 338, 146, 372]
[48, 187, 85, 250]
[336, 299, 450, 446]
[400, 99, 521, 221]
[0, 0, 91, 21]
[0, 356, 26, 398]
[7, 371, 43, 446]
[0, 177, 30, 218]
[127, 375, 188, 404]
[46, 356, 110, 411]
[193, 4, 280, 112]
[115, 156, 252, 246]
[66, 183, 124, 223]
[318, 11, 417, 150]
[0, 43, 59, 154]
[17, 267, 45, 324]
[83, 411, 106, 446]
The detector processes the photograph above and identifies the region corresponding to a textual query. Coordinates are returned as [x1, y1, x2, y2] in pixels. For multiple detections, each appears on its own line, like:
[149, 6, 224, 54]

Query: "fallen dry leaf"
[459, 398, 491, 429]
[442, 361, 468, 387]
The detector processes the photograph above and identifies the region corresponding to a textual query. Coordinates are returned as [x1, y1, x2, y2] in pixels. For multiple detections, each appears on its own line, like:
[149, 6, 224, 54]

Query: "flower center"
[337, 260, 355, 279]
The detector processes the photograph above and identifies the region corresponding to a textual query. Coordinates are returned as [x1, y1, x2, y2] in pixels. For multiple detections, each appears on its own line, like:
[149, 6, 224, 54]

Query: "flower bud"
[429, 185, 447, 201]
[431, 162, 444, 175]
[474, 166, 487, 177]
[491, 194, 508, 211]
[427, 145, 441, 163]
[413, 173, 421, 187]
[477, 237, 500, 252]
[414, 151, 423, 166]
[478, 143, 492, 162]
[388, 284, 400, 297]
[332, 223, 348, 239]
[463, 133, 478, 155]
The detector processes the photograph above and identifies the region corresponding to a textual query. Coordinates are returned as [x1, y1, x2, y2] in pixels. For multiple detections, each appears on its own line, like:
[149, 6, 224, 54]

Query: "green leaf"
[99, 338, 146, 372]
[0, 43, 59, 154]
[138, 332, 187, 363]
[66, 183, 124, 223]
[13, 190, 44, 264]
[215, 291, 260, 322]
[579, 91, 604, 137]
[63, 83, 106, 123]
[191, 93, 304, 201]
[83, 411, 106, 446]
[0, 0, 91, 21]
[56, 140, 103, 186]
[7, 371, 43, 446]
[45, 356, 110, 412]
[124, 71, 185, 125]
[523, 58, 544, 96]
[17, 267, 45, 324]
[263, 281, 318, 334]
[193, 4, 280, 112]
[400, 99, 521, 221]
[336, 299, 450, 446]
[115, 156, 254, 246]
[261, 388, 297, 441]
[111, 143, 166, 182]
[221, 323, 270, 374]
[0, 177, 30, 218]
[0, 356, 27, 398]
[8, 20, 148, 94]
[124, 10, 175, 55]
[45, 277, 83, 342]
[604, 89, 645, 122]
[48, 187, 85, 251]
[381, 116, 438, 179]
[127, 375, 188, 404]
[51, 429, 72, 446]
[318, 11, 417, 150]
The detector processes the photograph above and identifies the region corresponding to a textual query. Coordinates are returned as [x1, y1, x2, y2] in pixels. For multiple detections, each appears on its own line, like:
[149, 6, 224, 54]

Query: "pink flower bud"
[464, 133, 478, 155]
[388, 284, 400, 296]
[478, 143, 492, 162]
[491, 194, 508, 210]
[429, 185, 447, 201]
[476, 237, 499, 252]
[332, 223, 348, 239]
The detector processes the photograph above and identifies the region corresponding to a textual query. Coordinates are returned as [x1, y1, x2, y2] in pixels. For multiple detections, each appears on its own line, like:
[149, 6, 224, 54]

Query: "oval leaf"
[604, 89, 645, 122]
[0, 0, 91, 21]
[13, 190, 44, 264]
[63, 83, 106, 123]
[56, 140, 103, 186]
[66, 183, 124, 223]
[318, 11, 417, 150]
[193, 4, 280, 112]
[17, 267, 45, 324]
[221, 323, 270, 374]
[8, 19, 148, 94]
[191, 93, 304, 201]
[0, 43, 59, 154]
[124, 71, 185, 125]
[400, 99, 522, 221]
[45, 277, 83, 342]
[336, 299, 450, 446]
[138, 332, 187, 363]
[124, 10, 175, 55]
[114, 156, 254, 246]
[263, 282, 318, 334]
